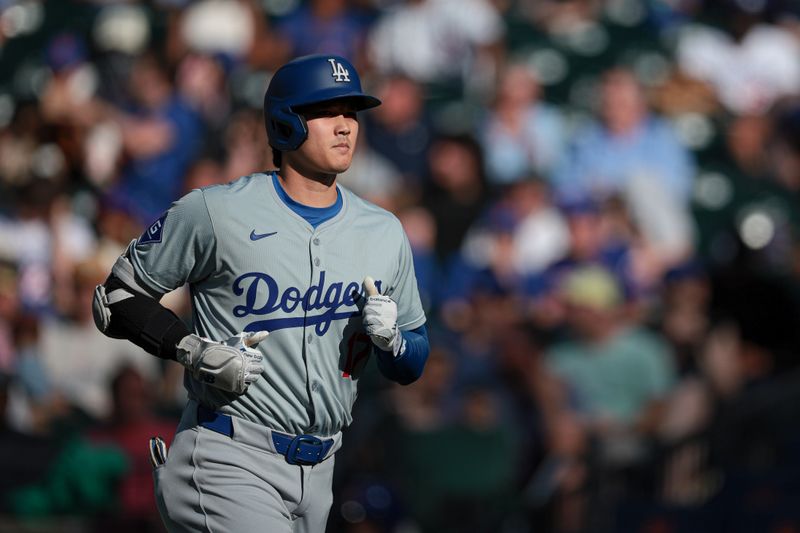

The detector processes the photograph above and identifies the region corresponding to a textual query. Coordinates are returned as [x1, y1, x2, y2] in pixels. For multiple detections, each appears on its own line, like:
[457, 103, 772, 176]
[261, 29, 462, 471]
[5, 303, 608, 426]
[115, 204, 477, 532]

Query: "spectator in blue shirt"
[480, 63, 567, 186]
[110, 53, 204, 224]
[552, 68, 695, 206]
[275, 0, 372, 61]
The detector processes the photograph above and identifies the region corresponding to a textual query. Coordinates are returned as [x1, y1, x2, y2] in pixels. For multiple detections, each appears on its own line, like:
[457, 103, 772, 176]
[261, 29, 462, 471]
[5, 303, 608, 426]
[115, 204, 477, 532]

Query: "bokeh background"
[1, 0, 800, 531]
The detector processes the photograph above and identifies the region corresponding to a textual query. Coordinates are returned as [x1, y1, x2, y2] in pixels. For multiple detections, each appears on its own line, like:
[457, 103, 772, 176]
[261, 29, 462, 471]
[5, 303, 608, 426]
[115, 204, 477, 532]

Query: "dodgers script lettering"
[233, 270, 383, 336]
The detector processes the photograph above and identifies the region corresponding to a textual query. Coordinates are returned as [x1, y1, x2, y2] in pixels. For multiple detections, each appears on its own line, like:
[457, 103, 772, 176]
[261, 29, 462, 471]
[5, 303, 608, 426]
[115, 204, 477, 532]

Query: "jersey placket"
[304, 230, 325, 434]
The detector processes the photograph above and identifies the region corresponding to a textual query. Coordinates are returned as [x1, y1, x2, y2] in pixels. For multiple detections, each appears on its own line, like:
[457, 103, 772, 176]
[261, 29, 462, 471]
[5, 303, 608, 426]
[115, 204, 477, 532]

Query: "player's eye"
[304, 110, 334, 119]
[301, 106, 357, 120]
[325, 110, 356, 119]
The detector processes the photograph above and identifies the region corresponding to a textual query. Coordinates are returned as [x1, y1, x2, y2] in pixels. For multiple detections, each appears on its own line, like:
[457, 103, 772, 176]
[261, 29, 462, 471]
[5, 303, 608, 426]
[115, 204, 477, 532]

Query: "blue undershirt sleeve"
[375, 324, 429, 385]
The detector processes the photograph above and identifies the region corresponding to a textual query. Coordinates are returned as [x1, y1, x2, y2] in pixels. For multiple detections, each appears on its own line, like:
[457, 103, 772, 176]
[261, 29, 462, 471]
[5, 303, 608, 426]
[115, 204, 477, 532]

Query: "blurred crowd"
[1, 0, 800, 532]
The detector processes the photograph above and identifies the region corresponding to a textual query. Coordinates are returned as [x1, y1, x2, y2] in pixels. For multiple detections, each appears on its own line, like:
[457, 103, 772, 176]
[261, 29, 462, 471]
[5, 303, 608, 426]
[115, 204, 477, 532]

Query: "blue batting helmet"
[264, 55, 381, 152]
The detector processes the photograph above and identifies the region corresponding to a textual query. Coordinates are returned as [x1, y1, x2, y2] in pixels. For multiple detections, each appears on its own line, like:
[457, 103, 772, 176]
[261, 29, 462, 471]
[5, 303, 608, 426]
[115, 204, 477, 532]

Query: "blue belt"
[197, 405, 334, 466]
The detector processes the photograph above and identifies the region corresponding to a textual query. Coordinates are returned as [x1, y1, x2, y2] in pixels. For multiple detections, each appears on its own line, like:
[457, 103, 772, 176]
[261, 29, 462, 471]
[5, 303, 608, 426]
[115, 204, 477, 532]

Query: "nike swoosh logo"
[250, 230, 278, 241]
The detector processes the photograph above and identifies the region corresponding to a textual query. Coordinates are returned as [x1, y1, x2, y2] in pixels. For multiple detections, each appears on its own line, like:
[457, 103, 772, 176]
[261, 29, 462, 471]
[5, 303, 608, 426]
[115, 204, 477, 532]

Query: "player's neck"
[277, 168, 338, 208]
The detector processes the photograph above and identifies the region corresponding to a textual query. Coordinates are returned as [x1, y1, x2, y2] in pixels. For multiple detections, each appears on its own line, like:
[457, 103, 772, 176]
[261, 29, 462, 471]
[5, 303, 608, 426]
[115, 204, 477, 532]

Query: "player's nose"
[335, 124, 350, 137]
[333, 115, 351, 136]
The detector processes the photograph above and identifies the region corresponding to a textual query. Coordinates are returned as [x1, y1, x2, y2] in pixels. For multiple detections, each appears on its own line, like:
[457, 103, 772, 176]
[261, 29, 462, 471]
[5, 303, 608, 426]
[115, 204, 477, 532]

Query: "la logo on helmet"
[328, 58, 350, 82]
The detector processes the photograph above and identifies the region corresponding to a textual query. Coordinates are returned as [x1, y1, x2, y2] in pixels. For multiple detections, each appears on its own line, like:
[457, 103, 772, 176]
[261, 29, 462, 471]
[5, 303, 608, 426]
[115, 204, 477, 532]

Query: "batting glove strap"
[176, 333, 265, 395]
[363, 295, 404, 357]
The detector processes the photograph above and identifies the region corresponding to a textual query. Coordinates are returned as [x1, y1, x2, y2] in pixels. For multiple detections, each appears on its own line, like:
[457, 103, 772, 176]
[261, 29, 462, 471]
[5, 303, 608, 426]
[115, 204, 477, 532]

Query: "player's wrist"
[162, 322, 193, 360]
[392, 331, 406, 358]
[372, 322, 409, 358]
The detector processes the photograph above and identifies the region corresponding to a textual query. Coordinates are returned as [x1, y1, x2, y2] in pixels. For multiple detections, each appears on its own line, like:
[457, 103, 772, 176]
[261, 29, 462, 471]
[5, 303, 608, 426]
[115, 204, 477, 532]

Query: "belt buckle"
[286, 434, 324, 465]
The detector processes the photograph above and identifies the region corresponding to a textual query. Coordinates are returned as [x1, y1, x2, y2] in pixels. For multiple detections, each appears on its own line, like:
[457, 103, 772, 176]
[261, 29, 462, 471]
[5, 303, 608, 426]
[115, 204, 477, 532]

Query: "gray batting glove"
[362, 276, 406, 357]
[176, 331, 268, 394]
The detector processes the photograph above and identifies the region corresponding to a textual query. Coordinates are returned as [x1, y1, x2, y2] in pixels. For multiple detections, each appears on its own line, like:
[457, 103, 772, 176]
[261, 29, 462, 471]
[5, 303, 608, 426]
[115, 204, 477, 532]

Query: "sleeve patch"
[138, 213, 167, 245]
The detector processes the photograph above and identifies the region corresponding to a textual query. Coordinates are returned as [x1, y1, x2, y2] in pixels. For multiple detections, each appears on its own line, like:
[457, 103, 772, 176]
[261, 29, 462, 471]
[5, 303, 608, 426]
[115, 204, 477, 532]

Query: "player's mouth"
[332, 143, 350, 153]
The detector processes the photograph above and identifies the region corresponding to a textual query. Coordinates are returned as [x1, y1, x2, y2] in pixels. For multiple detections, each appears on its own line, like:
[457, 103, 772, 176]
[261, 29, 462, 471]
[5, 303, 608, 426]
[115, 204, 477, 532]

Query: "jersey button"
[314, 258, 321, 266]
[313, 238, 320, 245]
[307, 334, 313, 344]
[311, 381, 321, 392]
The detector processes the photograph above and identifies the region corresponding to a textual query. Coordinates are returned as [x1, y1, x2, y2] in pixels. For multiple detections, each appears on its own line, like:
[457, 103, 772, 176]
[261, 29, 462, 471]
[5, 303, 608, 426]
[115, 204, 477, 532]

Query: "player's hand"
[362, 276, 405, 357]
[175, 331, 269, 394]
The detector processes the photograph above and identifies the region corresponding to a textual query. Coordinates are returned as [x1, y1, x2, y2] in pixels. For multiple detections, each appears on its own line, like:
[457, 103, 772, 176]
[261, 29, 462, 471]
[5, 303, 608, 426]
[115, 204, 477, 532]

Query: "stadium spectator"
[423, 134, 490, 266]
[480, 63, 567, 186]
[106, 52, 204, 224]
[675, 1, 800, 116]
[88, 365, 175, 532]
[536, 265, 677, 530]
[367, 0, 505, 95]
[39, 258, 159, 421]
[362, 74, 433, 193]
[553, 67, 695, 205]
[275, 0, 372, 64]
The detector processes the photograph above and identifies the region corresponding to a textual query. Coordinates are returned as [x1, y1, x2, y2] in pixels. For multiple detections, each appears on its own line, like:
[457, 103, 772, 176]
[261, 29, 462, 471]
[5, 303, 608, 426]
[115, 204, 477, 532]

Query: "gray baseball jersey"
[129, 171, 426, 437]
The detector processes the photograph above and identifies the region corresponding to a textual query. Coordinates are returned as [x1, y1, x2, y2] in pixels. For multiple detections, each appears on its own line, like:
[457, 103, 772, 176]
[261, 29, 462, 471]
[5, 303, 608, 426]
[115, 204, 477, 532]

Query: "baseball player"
[92, 54, 429, 532]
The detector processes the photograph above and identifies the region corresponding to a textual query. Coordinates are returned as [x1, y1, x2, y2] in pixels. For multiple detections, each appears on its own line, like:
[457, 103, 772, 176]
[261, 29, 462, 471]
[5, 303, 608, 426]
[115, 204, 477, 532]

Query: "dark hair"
[430, 133, 488, 185]
[134, 48, 175, 83]
[272, 149, 282, 169]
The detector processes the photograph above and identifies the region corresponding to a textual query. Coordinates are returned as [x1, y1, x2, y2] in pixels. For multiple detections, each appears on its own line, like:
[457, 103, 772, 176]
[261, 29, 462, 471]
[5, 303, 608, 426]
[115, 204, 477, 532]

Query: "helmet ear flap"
[266, 105, 308, 151]
[273, 120, 292, 141]
[296, 114, 308, 142]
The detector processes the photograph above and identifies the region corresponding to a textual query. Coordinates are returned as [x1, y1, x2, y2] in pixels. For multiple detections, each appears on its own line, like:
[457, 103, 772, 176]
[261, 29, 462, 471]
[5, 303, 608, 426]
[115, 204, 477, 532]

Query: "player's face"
[289, 100, 359, 177]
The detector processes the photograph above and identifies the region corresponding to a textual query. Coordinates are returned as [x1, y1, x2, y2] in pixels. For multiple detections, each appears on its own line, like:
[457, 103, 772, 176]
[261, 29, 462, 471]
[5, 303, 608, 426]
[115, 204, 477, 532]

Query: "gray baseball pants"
[153, 400, 341, 532]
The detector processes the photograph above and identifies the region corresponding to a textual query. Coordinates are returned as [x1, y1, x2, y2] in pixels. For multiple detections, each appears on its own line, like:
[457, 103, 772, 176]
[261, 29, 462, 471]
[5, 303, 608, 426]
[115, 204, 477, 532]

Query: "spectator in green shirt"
[546, 265, 676, 438]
